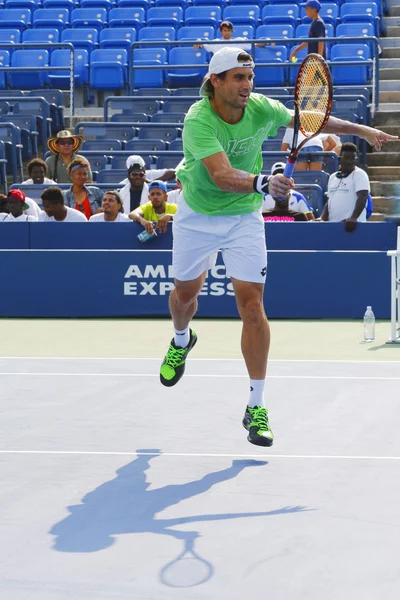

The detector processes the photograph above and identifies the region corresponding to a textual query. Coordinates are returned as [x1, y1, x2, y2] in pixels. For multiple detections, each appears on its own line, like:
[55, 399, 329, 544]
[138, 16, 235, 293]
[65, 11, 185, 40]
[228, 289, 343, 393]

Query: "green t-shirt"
[176, 93, 292, 216]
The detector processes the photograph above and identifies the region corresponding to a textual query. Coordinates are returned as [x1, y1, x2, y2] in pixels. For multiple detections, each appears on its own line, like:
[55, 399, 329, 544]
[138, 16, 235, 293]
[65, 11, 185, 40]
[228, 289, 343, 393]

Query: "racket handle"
[283, 159, 296, 179]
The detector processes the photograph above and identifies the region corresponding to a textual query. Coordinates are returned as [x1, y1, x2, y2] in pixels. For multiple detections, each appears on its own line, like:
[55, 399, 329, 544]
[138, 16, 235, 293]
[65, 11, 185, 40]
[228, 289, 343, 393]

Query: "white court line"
[1, 357, 400, 364]
[0, 450, 399, 461]
[0, 372, 400, 381]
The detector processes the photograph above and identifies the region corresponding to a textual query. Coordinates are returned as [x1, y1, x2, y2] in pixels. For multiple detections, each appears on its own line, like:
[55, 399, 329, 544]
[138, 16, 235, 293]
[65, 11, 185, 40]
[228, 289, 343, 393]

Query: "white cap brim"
[200, 46, 255, 97]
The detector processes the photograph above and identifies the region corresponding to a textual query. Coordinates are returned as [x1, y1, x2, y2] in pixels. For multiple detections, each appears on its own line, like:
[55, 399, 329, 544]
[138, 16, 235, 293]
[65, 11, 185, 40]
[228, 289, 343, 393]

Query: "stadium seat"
[232, 25, 254, 38]
[80, 0, 113, 9]
[134, 87, 172, 95]
[42, 0, 75, 9]
[75, 122, 137, 141]
[262, 139, 283, 151]
[23, 28, 60, 43]
[184, 6, 221, 27]
[330, 43, 370, 84]
[117, 0, 150, 7]
[340, 2, 379, 35]
[172, 87, 200, 96]
[262, 5, 299, 26]
[155, 0, 188, 8]
[168, 139, 183, 150]
[223, 6, 260, 27]
[133, 48, 168, 88]
[108, 8, 146, 29]
[80, 153, 108, 176]
[177, 25, 215, 40]
[90, 48, 128, 89]
[12, 96, 52, 145]
[146, 7, 184, 28]
[289, 45, 306, 85]
[166, 47, 207, 86]
[32, 8, 69, 30]
[100, 28, 136, 50]
[82, 139, 123, 151]
[163, 98, 195, 113]
[28, 89, 65, 133]
[96, 169, 127, 184]
[0, 50, 10, 90]
[0, 121, 23, 182]
[152, 112, 185, 123]
[71, 8, 107, 31]
[156, 154, 182, 169]
[292, 170, 329, 194]
[0, 9, 32, 30]
[61, 29, 98, 55]
[110, 112, 149, 122]
[5, 0, 38, 9]
[193, 0, 225, 7]
[254, 45, 288, 86]
[257, 23, 294, 40]
[346, 0, 383, 17]
[8, 49, 49, 89]
[0, 101, 10, 115]
[126, 138, 166, 151]
[336, 22, 375, 54]
[297, 184, 324, 217]
[48, 48, 89, 88]
[0, 113, 38, 159]
[137, 125, 180, 141]
[105, 97, 161, 119]
[138, 26, 176, 41]
[301, 3, 338, 25]
[0, 29, 21, 45]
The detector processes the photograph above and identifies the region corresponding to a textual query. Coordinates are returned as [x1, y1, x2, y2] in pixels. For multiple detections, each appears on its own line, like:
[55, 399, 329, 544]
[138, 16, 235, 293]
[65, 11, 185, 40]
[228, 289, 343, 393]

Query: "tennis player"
[159, 47, 397, 447]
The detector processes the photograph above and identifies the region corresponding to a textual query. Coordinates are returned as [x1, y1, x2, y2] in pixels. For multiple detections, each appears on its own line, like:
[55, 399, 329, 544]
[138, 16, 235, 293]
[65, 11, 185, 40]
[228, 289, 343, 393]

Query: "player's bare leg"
[231, 278, 274, 447]
[160, 273, 206, 387]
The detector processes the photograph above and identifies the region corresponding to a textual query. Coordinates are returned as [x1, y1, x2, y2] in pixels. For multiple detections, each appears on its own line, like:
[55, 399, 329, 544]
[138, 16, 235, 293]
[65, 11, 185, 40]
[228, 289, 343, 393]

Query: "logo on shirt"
[226, 127, 271, 157]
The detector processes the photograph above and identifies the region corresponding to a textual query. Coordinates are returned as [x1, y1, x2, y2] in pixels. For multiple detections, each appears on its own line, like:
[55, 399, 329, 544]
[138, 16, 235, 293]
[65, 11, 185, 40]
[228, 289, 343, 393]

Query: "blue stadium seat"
[133, 48, 168, 88]
[297, 185, 324, 217]
[96, 169, 126, 184]
[80, 153, 108, 176]
[256, 23, 294, 40]
[172, 87, 200, 95]
[106, 97, 161, 117]
[82, 139, 123, 151]
[100, 28, 136, 50]
[155, 0, 188, 7]
[301, 3, 338, 25]
[262, 139, 283, 151]
[0, 50, 10, 90]
[137, 125, 180, 141]
[223, 6, 260, 26]
[42, 0, 75, 9]
[346, 0, 382, 17]
[110, 112, 149, 122]
[134, 87, 171, 95]
[48, 48, 89, 88]
[0, 113, 38, 159]
[111, 154, 154, 169]
[71, 8, 107, 31]
[168, 138, 183, 150]
[156, 154, 182, 169]
[152, 112, 185, 123]
[262, 5, 299, 26]
[90, 48, 128, 89]
[184, 6, 221, 27]
[61, 28, 98, 55]
[0, 122, 23, 182]
[28, 89, 65, 133]
[126, 138, 166, 151]
[193, 0, 225, 6]
[0, 101, 10, 115]
[108, 8, 145, 29]
[12, 96, 52, 145]
[178, 25, 215, 40]
[336, 22, 375, 54]
[0, 9, 32, 30]
[117, 0, 150, 7]
[331, 43, 370, 84]
[138, 26, 176, 41]
[166, 47, 207, 86]
[23, 28, 60, 43]
[0, 29, 21, 45]
[5, 0, 38, 10]
[163, 98, 195, 112]
[32, 8, 69, 30]
[80, 0, 113, 9]
[254, 45, 288, 86]
[8, 49, 49, 89]
[75, 122, 136, 141]
[232, 25, 254, 38]
[340, 2, 379, 35]
[292, 170, 329, 194]
[146, 7, 183, 28]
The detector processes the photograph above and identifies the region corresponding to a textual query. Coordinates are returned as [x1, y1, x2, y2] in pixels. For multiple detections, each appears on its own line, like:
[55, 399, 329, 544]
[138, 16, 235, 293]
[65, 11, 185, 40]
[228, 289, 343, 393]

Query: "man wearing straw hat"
[45, 130, 93, 184]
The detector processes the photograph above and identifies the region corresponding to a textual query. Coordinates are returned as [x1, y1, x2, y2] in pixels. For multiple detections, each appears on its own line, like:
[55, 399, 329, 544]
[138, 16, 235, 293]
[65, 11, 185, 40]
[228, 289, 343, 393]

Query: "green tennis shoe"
[242, 406, 274, 447]
[160, 329, 197, 387]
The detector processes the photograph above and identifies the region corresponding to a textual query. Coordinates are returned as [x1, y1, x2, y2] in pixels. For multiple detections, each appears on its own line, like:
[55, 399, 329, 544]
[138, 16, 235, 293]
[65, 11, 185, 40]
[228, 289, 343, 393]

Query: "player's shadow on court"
[50, 450, 309, 587]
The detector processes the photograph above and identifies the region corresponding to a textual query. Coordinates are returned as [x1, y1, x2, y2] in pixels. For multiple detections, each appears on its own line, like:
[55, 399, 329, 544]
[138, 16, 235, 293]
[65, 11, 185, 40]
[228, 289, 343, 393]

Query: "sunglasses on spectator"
[57, 139, 74, 145]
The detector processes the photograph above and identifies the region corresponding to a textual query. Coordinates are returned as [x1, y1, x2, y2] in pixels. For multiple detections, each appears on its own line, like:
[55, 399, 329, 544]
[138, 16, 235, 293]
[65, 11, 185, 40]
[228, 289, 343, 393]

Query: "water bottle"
[363, 306, 375, 342]
[137, 228, 157, 243]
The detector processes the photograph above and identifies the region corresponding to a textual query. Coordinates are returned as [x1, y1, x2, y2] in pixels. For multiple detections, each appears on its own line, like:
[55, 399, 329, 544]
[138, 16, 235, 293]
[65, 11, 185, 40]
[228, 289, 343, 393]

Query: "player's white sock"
[248, 379, 266, 408]
[174, 327, 190, 348]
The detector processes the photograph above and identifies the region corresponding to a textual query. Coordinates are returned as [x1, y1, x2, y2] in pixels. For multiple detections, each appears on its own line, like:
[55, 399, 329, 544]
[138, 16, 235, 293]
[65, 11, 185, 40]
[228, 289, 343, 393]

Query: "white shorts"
[172, 193, 267, 283]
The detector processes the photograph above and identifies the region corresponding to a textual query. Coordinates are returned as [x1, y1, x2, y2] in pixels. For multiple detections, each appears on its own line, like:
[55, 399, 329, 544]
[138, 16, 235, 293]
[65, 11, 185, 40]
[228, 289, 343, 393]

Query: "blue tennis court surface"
[0, 357, 399, 599]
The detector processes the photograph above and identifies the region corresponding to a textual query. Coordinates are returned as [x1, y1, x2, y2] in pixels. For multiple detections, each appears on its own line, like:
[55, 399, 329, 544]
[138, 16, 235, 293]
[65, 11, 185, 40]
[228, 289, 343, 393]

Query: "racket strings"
[296, 57, 330, 134]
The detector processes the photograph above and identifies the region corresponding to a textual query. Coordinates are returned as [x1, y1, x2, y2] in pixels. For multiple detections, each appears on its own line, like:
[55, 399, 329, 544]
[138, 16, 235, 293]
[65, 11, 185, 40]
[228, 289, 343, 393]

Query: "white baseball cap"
[200, 46, 255, 97]
[270, 162, 286, 175]
[126, 155, 146, 170]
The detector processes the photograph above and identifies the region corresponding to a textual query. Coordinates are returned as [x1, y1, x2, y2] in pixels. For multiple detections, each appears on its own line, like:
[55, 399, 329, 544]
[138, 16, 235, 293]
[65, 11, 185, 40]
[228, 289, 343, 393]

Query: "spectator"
[0, 189, 37, 222]
[289, 0, 326, 61]
[89, 190, 130, 222]
[22, 158, 56, 185]
[0, 194, 8, 213]
[281, 127, 324, 171]
[63, 158, 103, 219]
[321, 142, 370, 232]
[39, 186, 88, 222]
[119, 159, 150, 214]
[194, 21, 273, 53]
[167, 179, 182, 204]
[129, 180, 178, 234]
[263, 162, 314, 220]
[46, 130, 93, 184]
[320, 133, 342, 156]
[124, 155, 175, 183]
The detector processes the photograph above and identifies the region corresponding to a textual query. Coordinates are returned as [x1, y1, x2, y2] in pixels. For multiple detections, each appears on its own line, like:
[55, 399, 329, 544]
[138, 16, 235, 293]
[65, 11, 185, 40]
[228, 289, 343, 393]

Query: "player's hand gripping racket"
[283, 53, 333, 180]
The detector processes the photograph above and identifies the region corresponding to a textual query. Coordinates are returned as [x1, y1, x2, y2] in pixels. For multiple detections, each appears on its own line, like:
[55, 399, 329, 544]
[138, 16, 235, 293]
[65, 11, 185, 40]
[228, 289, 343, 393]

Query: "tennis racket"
[283, 53, 333, 180]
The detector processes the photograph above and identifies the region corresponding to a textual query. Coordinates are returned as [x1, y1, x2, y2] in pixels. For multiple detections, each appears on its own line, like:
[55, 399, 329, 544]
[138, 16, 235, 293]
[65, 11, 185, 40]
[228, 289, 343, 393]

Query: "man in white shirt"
[119, 156, 176, 214]
[321, 142, 370, 232]
[22, 158, 56, 186]
[39, 186, 88, 222]
[89, 190, 130, 222]
[262, 162, 314, 219]
[0, 189, 37, 222]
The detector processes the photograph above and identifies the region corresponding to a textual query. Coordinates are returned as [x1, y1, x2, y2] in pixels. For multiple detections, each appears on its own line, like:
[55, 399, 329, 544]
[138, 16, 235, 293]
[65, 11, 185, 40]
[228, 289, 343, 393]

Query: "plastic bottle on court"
[363, 306, 375, 342]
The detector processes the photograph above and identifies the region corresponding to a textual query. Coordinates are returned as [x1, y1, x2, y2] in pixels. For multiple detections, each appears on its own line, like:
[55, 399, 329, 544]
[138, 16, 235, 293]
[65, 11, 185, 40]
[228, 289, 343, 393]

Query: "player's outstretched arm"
[202, 151, 293, 198]
[321, 116, 398, 151]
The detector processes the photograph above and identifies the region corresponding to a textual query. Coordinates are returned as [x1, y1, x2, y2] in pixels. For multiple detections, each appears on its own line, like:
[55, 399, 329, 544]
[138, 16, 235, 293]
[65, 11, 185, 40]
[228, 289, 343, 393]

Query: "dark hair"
[104, 189, 124, 213]
[340, 142, 357, 155]
[27, 158, 47, 176]
[206, 51, 253, 98]
[41, 186, 64, 205]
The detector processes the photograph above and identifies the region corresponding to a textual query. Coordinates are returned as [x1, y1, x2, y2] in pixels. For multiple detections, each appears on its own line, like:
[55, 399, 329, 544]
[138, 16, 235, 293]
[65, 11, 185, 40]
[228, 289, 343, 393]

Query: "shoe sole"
[160, 334, 197, 387]
[242, 420, 274, 447]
